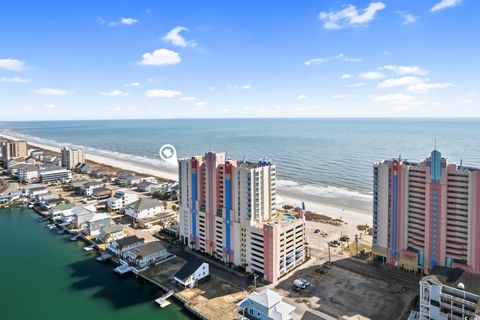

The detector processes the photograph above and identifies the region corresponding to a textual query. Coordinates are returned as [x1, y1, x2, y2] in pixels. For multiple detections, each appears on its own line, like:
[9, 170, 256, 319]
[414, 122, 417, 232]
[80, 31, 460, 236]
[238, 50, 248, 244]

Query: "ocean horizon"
[2, 118, 480, 212]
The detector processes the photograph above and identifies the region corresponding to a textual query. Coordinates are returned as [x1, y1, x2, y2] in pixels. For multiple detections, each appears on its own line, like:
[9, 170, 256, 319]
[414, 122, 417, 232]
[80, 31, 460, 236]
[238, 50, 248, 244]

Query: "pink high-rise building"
[373, 149, 480, 273]
[178, 151, 306, 283]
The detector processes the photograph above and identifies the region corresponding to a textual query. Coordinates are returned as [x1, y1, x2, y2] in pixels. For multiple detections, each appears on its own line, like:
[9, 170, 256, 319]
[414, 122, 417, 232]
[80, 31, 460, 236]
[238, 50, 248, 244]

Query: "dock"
[155, 290, 174, 308]
[96, 252, 112, 262]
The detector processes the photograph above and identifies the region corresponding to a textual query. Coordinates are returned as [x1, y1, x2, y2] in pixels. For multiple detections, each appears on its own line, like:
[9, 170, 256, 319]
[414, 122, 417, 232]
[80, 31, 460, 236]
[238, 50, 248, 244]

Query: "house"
[39, 166, 72, 183]
[96, 224, 124, 243]
[15, 164, 39, 183]
[26, 186, 48, 197]
[174, 258, 209, 288]
[49, 203, 75, 220]
[115, 174, 142, 186]
[237, 289, 296, 320]
[107, 235, 145, 257]
[124, 241, 169, 269]
[76, 163, 93, 174]
[41, 198, 65, 210]
[81, 180, 103, 196]
[124, 198, 164, 220]
[85, 213, 111, 236]
[72, 205, 96, 227]
[91, 187, 111, 200]
[107, 190, 139, 211]
[136, 181, 153, 193]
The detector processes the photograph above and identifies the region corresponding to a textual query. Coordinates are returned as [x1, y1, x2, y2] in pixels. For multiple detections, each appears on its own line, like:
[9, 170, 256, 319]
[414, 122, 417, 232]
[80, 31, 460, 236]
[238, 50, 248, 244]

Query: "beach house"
[124, 198, 164, 220]
[96, 224, 124, 243]
[85, 213, 111, 236]
[107, 235, 145, 257]
[124, 241, 170, 269]
[174, 258, 209, 288]
[49, 203, 75, 220]
[81, 180, 103, 197]
[237, 288, 296, 320]
[107, 190, 139, 211]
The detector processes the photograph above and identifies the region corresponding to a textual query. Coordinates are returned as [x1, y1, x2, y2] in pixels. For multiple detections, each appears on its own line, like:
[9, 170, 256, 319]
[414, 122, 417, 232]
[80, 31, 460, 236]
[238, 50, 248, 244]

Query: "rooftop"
[128, 241, 166, 258]
[101, 224, 123, 235]
[174, 258, 206, 282]
[115, 235, 144, 249]
[50, 203, 75, 212]
[126, 198, 162, 212]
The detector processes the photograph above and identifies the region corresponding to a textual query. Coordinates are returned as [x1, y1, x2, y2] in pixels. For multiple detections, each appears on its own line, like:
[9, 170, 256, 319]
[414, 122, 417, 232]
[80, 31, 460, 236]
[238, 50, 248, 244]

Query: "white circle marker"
[159, 144, 178, 167]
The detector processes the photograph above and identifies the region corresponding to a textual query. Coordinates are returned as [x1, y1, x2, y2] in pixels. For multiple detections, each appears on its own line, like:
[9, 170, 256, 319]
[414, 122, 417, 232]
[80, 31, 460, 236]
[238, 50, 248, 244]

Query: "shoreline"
[0, 132, 372, 228]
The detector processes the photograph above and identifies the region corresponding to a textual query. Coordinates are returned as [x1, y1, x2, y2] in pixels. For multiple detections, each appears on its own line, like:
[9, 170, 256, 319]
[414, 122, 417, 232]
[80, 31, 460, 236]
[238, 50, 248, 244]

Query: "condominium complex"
[178, 152, 306, 282]
[417, 274, 479, 320]
[1, 140, 28, 162]
[373, 149, 480, 273]
[61, 147, 86, 169]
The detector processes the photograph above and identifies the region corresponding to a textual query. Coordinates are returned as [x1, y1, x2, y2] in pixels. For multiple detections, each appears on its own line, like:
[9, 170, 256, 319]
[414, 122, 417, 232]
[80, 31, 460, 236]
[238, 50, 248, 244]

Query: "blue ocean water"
[1, 118, 479, 211]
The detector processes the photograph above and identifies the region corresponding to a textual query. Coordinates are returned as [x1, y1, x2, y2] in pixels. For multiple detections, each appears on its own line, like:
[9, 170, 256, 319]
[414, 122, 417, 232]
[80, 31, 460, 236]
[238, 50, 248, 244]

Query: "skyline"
[1, 0, 479, 120]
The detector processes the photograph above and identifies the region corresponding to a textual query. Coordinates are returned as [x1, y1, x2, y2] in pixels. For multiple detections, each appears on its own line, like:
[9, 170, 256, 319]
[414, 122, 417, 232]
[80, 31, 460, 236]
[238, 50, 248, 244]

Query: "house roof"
[126, 198, 162, 212]
[237, 289, 294, 320]
[128, 241, 166, 258]
[428, 266, 480, 296]
[115, 235, 144, 249]
[50, 203, 75, 212]
[101, 224, 123, 235]
[83, 180, 102, 188]
[88, 213, 110, 223]
[247, 289, 283, 309]
[270, 301, 296, 320]
[92, 187, 111, 195]
[174, 258, 206, 282]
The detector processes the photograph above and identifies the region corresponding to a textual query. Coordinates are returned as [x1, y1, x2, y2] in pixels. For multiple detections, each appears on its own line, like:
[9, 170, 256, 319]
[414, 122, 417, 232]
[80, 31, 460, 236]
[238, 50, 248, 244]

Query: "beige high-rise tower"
[61, 147, 86, 169]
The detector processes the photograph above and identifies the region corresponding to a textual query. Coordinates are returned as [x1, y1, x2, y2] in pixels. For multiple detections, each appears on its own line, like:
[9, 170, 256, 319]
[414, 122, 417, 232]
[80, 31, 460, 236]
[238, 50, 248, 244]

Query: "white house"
[81, 180, 103, 197]
[115, 174, 142, 186]
[237, 289, 296, 320]
[124, 241, 169, 269]
[174, 258, 209, 288]
[124, 198, 164, 220]
[59, 204, 96, 227]
[27, 186, 48, 197]
[96, 224, 124, 243]
[85, 213, 111, 236]
[107, 190, 139, 211]
[107, 235, 145, 257]
[49, 204, 75, 220]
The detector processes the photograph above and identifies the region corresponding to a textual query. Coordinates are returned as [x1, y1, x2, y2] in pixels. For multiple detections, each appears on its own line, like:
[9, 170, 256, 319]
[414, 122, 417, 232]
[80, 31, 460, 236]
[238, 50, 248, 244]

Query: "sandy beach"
[0, 132, 372, 229]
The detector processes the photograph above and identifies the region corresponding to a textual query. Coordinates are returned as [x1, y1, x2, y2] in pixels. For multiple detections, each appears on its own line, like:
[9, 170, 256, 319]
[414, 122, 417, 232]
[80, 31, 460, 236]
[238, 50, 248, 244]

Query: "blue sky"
[0, 0, 479, 120]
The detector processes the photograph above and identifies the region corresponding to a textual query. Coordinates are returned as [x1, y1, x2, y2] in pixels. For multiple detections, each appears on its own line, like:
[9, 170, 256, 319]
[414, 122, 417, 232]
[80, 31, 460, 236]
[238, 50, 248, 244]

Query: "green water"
[0, 208, 190, 320]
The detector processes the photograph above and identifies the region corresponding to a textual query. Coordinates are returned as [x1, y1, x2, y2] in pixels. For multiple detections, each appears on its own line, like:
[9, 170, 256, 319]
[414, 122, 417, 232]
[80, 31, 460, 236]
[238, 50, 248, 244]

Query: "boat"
[114, 263, 132, 274]
[96, 253, 112, 262]
[37, 217, 49, 222]
[70, 235, 80, 241]
[46, 224, 56, 229]
[83, 244, 96, 251]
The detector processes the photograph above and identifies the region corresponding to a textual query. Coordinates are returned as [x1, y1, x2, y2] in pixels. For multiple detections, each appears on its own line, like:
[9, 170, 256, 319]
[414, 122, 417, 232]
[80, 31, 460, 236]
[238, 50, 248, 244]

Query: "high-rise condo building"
[372, 149, 480, 273]
[1, 140, 28, 161]
[178, 152, 306, 282]
[61, 147, 86, 169]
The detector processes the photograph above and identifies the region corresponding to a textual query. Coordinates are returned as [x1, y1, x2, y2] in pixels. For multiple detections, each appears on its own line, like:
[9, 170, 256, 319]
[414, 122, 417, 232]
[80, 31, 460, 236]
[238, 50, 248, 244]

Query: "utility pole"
[253, 274, 258, 289]
[328, 243, 331, 263]
[355, 234, 359, 257]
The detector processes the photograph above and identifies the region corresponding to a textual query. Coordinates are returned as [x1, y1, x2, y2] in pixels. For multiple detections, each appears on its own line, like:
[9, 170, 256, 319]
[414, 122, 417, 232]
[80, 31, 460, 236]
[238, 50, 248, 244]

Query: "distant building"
[39, 166, 72, 183]
[124, 198, 164, 220]
[174, 258, 209, 288]
[372, 149, 480, 273]
[237, 288, 296, 320]
[107, 190, 139, 210]
[85, 213, 111, 236]
[49, 204, 76, 220]
[417, 270, 480, 319]
[178, 151, 306, 283]
[61, 147, 85, 169]
[1, 140, 27, 162]
[81, 180, 103, 197]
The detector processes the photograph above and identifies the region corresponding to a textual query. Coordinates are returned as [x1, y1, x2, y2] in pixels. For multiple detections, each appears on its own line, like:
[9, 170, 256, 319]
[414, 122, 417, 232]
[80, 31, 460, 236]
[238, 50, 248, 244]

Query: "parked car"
[339, 235, 350, 242]
[314, 229, 321, 233]
[293, 279, 307, 289]
[323, 261, 333, 269]
[298, 278, 310, 287]
[329, 240, 340, 247]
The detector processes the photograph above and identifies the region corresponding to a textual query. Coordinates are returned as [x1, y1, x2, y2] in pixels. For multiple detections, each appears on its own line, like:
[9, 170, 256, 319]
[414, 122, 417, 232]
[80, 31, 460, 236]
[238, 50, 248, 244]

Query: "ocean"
[0, 208, 190, 320]
[1, 118, 480, 211]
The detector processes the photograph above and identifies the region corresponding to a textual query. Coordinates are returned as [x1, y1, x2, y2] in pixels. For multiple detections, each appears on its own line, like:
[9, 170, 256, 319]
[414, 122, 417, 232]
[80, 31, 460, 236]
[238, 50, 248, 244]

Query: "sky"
[0, 0, 479, 120]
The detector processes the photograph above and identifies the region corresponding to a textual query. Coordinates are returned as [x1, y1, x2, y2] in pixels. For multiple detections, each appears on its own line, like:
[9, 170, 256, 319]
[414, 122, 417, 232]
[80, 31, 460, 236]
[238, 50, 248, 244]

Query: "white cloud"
[319, 2, 386, 29]
[100, 89, 129, 96]
[43, 104, 56, 108]
[333, 94, 356, 99]
[33, 88, 73, 96]
[139, 48, 181, 66]
[0, 76, 31, 83]
[374, 93, 422, 105]
[305, 54, 362, 66]
[349, 82, 366, 87]
[241, 84, 252, 90]
[383, 65, 428, 75]
[431, 0, 461, 12]
[145, 89, 182, 98]
[297, 94, 307, 100]
[163, 26, 197, 47]
[377, 76, 424, 88]
[397, 11, 417, 24]
[229, 84, 253, 90]
[359, 71, 385, 79]
[0, 58, 28, 71]
[180, 96, 196, 101]
[341, 74, 352, 79]
[195, 101, 208, 106]
[120, 17, 138, 25]
[127, 82, 141, 87]
[407, 82, 455, 92]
